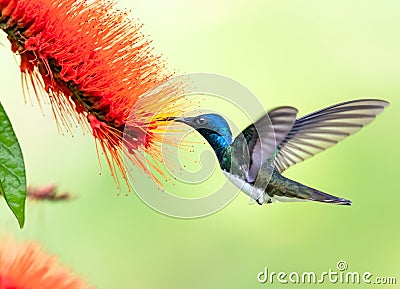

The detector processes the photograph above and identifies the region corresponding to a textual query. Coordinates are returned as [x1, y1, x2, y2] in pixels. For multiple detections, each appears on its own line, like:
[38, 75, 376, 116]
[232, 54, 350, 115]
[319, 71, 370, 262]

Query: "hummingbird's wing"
[274, 99, 389, 173]
[230, 107, 298, 182]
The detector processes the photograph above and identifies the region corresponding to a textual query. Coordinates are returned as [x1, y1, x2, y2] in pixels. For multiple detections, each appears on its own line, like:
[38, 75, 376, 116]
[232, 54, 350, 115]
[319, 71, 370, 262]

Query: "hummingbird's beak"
[157, 116, 178, 121]
[172, 117, 186, 123]
[157, 116, 194, 127]
[172, 117, 195, 126]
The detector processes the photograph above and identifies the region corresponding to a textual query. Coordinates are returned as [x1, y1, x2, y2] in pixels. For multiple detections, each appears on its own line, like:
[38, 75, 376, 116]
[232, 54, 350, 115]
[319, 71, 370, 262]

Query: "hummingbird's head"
[173, 113, 233, 149]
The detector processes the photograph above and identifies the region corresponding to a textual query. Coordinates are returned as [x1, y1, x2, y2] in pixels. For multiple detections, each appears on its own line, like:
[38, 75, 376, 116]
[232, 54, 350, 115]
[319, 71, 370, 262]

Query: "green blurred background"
[0, 0, 399, 288]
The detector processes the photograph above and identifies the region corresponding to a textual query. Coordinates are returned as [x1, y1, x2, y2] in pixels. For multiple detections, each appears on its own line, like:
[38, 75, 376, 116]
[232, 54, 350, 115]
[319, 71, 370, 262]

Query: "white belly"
[222, 171, 271, 204]
[222, 171, 305, 204]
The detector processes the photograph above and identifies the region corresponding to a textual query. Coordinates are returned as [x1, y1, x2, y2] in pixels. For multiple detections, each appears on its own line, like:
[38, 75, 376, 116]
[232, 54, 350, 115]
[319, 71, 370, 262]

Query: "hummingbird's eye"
[197, 117, 207, 125]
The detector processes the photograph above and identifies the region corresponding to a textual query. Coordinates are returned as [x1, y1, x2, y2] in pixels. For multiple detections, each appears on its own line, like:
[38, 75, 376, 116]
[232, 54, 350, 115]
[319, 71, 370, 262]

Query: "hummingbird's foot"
[255, 195, 272, 205]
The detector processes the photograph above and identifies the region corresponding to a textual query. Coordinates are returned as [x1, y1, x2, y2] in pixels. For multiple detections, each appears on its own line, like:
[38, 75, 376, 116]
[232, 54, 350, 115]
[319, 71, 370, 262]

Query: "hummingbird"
[172, 99, 388, 205]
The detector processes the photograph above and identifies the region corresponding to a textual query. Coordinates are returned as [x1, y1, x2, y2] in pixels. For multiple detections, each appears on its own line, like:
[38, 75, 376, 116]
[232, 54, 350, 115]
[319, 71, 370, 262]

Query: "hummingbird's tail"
[267, 173, 352, 205]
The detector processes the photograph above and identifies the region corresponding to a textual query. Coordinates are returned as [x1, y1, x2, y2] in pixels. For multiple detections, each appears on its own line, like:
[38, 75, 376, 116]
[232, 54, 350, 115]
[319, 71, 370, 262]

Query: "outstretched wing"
[274, 99, 389, 173]
[230, 107, 298, 182]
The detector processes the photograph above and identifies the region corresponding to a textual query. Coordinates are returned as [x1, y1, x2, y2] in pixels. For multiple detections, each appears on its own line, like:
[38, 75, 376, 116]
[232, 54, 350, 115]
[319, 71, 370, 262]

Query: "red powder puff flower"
[0, 238, 93, 289]
[0, 0, 189, 187]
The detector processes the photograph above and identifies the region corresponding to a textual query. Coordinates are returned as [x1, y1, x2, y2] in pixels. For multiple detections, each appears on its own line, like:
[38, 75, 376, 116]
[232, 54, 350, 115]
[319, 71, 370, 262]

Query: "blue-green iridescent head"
[174, 114, 233, 156]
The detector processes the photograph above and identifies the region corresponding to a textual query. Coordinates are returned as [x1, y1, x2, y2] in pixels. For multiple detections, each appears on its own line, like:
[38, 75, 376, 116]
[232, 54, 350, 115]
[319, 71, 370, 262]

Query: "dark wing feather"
[274, 99, 389, 173]
[230, 107, 297, 182]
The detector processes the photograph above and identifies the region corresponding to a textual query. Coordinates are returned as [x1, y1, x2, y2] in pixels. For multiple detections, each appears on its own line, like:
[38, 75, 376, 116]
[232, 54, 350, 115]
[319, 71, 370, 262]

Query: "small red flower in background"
[0, 0, 189, 187]
[27, 184, 73, 201]
[0, 239, 93, 289]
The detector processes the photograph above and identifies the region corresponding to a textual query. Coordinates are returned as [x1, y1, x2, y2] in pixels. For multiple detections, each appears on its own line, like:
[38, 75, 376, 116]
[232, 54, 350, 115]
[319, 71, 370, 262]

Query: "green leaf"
[0, 102, 26, 228]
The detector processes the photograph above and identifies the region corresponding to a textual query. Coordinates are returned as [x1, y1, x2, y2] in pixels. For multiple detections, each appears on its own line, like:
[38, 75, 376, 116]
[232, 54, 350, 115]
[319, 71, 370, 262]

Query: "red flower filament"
[0, 0, 190, 187]
[0, 238, 93, 289]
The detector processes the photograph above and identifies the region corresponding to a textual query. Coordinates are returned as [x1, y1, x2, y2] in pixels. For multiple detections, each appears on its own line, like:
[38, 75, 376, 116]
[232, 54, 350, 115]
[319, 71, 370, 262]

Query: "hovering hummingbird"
[172, 99, 388, 205]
